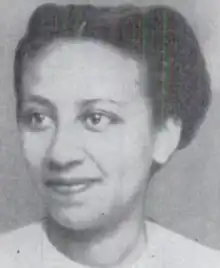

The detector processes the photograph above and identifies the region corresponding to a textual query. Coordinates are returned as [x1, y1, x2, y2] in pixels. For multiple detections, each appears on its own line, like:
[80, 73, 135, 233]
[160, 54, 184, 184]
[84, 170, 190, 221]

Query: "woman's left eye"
[82, 112, 114, 132]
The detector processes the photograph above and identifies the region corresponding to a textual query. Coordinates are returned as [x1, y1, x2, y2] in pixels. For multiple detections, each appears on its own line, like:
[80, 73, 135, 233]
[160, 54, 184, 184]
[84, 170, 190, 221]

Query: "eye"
[22, 111, 54, 132]
[83, 112, 112, 132]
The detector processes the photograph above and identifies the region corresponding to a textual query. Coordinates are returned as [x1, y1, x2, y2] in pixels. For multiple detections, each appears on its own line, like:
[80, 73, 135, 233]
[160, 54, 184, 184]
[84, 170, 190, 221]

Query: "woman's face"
[18, 40, 155, 230]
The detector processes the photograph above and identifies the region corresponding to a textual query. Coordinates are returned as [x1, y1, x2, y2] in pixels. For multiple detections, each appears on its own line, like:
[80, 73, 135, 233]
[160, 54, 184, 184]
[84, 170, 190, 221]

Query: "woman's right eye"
[22, 111, 54, 132]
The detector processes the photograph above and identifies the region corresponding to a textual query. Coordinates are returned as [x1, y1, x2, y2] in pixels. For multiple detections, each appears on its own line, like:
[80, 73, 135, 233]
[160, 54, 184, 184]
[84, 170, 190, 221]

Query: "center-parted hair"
[14, 4, 211, 150]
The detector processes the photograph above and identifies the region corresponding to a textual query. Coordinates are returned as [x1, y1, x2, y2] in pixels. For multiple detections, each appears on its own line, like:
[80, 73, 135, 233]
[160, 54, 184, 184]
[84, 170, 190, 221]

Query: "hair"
[14, 4, 211, 150]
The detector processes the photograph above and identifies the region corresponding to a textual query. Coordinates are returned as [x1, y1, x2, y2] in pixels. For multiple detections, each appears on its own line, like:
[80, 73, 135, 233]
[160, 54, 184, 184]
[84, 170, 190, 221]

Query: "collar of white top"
[42, 221, 153, 268]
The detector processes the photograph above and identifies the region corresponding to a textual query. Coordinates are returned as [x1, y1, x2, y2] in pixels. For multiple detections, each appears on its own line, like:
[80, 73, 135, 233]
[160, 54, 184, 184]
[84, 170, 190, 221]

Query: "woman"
[0, 3, 219, 268]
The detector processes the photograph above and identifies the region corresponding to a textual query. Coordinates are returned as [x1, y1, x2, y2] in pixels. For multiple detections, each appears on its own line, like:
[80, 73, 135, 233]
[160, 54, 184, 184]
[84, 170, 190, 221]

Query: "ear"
[152, 118, 182, 165]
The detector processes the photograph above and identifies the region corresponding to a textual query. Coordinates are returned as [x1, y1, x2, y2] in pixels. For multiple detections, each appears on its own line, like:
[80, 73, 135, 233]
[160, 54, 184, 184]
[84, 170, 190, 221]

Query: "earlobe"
[152, 118, 182, 165]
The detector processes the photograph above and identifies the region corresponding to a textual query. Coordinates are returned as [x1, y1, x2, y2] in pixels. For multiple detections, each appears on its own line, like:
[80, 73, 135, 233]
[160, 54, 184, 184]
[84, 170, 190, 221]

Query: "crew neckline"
[40, 219, 154, 268]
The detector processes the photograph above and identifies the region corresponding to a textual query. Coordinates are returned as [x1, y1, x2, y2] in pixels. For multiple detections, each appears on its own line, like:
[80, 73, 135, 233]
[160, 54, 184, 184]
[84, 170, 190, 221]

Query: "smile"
[45, 178, 101, 195]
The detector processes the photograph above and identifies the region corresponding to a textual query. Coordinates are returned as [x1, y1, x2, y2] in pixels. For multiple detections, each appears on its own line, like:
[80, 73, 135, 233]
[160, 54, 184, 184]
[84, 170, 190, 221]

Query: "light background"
[0, 0, 220, 250]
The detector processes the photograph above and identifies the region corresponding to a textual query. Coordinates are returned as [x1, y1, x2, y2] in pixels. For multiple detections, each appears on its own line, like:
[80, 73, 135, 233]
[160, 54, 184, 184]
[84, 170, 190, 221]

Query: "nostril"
[47, 160, 63, 172]
[47, 159, 83, 172]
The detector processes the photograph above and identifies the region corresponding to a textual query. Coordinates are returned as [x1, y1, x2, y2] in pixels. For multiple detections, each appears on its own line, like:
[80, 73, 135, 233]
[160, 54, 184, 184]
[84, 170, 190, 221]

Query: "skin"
[17, 39, 175, 267]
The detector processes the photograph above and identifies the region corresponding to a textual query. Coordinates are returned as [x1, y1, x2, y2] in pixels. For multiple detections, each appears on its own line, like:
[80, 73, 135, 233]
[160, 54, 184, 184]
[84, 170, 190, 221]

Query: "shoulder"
[0, 220, 80, 268]
[147, 220, 220, 268]
[0, 221, 45, 267]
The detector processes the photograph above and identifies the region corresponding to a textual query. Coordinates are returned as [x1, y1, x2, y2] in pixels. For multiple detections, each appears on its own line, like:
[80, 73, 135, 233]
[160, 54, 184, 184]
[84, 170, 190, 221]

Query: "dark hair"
[14, 4, 211, 150]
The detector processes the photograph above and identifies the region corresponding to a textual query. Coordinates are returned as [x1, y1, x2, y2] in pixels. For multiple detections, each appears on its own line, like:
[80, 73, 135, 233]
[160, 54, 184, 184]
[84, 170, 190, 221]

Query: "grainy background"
[0, 0, 219, 250]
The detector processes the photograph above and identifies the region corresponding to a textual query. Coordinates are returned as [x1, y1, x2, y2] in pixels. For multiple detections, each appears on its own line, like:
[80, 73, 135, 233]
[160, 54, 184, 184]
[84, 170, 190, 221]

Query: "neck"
[45, 208, 147, 268]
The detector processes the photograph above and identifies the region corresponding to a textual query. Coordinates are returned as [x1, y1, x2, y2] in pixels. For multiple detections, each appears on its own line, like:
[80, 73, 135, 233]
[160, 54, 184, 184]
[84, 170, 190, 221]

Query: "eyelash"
[19, 109, 54, 131]
[79, 110, 123, 131]
[19, 108, 123, 133]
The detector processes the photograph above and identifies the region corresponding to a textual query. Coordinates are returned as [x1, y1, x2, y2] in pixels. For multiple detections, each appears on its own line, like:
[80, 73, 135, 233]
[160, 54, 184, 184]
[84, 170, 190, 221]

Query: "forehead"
[23, 39, 146, 103]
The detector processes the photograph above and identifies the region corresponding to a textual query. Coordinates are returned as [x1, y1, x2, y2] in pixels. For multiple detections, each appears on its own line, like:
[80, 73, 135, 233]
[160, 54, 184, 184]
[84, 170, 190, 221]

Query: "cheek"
[84, 119, 153, 196]
[119, 120, 153, 197]
[123, 120, 153, 172]
[20, 130, 52, 169]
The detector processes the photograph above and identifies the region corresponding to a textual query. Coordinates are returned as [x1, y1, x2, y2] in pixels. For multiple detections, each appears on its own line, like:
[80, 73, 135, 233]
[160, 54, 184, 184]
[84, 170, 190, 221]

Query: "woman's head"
[14, 4, 210, 230]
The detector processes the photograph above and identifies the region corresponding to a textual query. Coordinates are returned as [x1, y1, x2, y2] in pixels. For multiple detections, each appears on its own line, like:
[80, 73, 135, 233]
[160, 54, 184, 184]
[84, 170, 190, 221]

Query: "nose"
[46, 126, 85, 172]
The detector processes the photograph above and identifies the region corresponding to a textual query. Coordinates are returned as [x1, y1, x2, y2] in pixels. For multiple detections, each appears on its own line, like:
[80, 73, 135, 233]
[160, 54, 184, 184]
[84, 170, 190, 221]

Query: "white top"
[0, 220, 219, 268]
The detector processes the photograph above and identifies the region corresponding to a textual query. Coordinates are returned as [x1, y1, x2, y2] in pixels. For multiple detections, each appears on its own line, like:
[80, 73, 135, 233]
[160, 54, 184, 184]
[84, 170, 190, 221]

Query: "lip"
[44, 177, 101, 195]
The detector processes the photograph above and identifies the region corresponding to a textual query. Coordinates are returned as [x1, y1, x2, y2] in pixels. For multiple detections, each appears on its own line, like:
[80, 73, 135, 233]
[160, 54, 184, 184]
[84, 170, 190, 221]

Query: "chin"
[47, 205, 109, 231]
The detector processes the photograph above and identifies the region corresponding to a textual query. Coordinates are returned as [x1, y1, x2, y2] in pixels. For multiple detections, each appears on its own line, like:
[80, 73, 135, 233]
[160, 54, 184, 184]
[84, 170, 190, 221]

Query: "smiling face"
[18, 40, 155, 230]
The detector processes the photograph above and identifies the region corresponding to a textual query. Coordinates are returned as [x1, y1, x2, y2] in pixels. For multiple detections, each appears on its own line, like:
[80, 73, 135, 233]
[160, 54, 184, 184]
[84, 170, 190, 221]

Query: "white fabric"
[0, 220, 219, 267]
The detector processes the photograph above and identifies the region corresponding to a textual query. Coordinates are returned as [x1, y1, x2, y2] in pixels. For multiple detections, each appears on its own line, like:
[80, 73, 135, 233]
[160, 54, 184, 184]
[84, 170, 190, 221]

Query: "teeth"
[49, 183, 89, 195]
[70, 184, 86, 191]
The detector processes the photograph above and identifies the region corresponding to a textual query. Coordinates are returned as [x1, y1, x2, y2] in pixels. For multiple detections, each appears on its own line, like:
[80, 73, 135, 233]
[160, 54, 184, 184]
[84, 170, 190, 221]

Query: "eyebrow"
[23, 95, 55, 110]
[78, 98, 127, 107]
[23, 96, 127, 109]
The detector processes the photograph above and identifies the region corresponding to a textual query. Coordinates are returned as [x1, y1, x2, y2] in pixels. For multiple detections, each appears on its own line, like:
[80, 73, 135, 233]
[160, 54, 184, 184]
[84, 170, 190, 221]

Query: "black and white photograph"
[0, 0, 219, 267]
